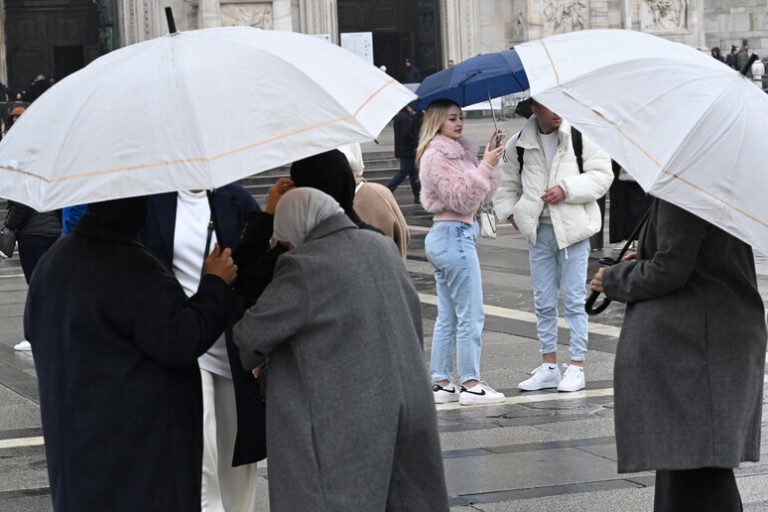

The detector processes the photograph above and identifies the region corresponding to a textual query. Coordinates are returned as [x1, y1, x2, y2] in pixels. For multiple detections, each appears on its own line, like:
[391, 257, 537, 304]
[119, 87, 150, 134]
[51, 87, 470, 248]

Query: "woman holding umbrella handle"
[417, 98, 506, 406]
[589, 198, 766, 512]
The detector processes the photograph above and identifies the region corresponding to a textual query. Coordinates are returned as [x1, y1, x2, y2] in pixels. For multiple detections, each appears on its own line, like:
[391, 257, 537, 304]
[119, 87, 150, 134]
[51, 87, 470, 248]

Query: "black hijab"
[289, 149, 371, 229]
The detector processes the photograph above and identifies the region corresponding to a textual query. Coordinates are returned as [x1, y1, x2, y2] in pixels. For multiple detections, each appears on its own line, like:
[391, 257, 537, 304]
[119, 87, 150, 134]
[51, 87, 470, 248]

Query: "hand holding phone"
[489, 130, 501, 149]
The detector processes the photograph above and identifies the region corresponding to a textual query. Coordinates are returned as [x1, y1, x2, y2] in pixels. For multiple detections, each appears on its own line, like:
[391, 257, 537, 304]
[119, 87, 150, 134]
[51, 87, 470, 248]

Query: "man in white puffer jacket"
[494, 100, 612, 392]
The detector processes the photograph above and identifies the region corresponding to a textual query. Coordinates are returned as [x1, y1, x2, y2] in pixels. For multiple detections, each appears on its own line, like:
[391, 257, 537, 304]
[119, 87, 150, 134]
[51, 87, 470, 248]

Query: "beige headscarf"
[273, 188, 344, 248]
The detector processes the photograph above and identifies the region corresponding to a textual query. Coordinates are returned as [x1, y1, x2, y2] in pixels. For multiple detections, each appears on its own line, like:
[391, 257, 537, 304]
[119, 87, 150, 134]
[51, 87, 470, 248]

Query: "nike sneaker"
[459, 381, 506, 406]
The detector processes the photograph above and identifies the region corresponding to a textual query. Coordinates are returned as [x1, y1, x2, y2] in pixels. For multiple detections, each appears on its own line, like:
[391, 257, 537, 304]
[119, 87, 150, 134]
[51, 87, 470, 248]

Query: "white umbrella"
[0, 25, 415, 212]
[515, 29, 768, 256]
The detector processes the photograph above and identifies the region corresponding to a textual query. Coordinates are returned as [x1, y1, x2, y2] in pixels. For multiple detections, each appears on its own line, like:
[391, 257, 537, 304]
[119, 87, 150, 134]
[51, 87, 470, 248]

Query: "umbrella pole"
[486, 86, 499, 135]
[206, 190, 225, 252]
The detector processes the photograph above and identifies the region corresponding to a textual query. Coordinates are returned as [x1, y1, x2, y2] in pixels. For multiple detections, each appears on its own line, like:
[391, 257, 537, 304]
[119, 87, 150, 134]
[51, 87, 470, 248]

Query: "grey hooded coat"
[602, 199, 767, 473]
[234, 213, 449, 512]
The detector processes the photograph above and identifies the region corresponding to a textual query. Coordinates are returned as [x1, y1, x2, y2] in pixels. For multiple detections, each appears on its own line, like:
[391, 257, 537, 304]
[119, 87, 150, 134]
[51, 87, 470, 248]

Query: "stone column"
[274, 0, 302, 32]
[198, 0, 221, 29]
[301, 0, 338, 42]
[441, 0, 478, 63]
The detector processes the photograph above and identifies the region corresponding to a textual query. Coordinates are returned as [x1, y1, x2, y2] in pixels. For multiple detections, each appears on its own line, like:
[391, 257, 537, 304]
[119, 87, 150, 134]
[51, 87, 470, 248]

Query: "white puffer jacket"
[493, 117, 613, 249]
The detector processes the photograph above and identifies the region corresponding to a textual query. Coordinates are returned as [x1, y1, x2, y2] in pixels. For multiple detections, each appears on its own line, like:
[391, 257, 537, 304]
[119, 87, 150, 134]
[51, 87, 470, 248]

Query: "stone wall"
[704, 1, 768, 56]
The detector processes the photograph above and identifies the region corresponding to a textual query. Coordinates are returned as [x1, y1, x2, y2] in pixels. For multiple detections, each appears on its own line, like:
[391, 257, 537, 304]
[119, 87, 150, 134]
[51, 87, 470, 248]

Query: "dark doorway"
[5, 1, 101, 95]
[53, 46, 85, 81]
[338, 0, 441, 83]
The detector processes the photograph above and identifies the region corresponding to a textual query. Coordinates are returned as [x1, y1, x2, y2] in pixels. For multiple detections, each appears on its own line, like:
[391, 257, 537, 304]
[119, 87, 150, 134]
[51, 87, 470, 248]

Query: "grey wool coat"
[233, 213, 449, 512]
[602, 199, 767, 473]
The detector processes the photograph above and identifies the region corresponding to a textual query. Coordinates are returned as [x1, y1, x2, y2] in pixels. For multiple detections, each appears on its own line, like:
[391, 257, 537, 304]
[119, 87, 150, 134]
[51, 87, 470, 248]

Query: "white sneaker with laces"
[13, 340, 31, 351]
[459, 381, 506, 406]
[518, 364, 561, 391]
[432, 382, 459, 403]
[558, 364, 585, 392]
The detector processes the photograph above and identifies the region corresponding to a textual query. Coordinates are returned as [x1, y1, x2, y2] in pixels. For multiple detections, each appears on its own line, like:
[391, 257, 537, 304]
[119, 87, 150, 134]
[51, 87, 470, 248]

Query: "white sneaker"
[459, 381, 506, 406]
[518, 364, 561, 391]
[558, 364, 585, 392]
[13, 340, 31, 351]
[432, 382, 459, 404]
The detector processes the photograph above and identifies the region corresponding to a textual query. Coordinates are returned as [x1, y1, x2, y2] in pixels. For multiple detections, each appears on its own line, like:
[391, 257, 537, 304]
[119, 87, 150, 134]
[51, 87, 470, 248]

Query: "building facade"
[1, 1, 766, 91]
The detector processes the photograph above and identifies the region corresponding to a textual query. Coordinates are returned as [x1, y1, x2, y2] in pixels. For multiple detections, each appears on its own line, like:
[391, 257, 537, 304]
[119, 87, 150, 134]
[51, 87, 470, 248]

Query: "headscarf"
[289, 149, 363, 226]
[272, 188, 344, 248]
[337, 143, 365, 177]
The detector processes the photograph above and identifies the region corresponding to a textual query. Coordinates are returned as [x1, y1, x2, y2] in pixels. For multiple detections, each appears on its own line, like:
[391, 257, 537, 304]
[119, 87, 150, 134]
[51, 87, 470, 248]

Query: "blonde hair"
[415, 99, 461, 164]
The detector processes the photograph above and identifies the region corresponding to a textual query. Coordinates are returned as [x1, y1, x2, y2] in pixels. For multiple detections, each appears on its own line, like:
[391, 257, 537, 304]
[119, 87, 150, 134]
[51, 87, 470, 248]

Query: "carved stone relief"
[639, 0, 687, 32]
[542, 0, 588, 35]
[508, 0, 527, 43]
[221, 3, 274, 29]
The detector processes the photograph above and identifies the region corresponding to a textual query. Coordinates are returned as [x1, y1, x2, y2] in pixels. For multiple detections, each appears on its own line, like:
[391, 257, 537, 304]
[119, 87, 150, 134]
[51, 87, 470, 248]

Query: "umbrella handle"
[585, 290, 611, 315]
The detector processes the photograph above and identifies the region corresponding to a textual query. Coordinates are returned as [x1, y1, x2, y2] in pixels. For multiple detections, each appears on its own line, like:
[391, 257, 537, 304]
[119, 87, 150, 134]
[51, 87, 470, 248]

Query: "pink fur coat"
[419, 134, 501, 224]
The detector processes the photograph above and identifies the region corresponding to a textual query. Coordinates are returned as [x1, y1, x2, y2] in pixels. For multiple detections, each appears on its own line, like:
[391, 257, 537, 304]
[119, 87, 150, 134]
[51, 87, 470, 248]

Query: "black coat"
[608, 162, 653, 243]
[141, 185, 267, 466]
[4, 201, 61, 237]
[24, 215, 235, 512]
[393, 109, 415, 159]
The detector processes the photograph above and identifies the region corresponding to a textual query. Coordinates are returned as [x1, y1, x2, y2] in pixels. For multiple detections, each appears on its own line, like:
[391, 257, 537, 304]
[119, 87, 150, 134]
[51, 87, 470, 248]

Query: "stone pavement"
[1, 116, 767, 511]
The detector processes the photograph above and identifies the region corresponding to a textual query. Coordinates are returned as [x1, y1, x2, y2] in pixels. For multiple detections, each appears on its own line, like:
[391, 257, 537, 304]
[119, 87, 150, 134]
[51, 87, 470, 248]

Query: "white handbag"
[478, 203, 497, 239]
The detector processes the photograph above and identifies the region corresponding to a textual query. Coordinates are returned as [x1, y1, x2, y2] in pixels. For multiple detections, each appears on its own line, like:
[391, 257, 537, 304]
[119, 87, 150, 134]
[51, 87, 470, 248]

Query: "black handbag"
[0, 225, 17, 259]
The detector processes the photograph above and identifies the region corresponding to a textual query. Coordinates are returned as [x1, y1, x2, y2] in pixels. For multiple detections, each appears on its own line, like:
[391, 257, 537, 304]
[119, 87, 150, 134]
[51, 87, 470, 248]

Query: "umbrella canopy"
[516, 29, 768, 256]
[412, 51, 529, 110]
[0, 26, 415, 212]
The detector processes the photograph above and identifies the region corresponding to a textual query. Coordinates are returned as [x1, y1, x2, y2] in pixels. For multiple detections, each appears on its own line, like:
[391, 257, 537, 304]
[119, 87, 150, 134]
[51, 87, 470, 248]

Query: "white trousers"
[200, 369, 258, 512]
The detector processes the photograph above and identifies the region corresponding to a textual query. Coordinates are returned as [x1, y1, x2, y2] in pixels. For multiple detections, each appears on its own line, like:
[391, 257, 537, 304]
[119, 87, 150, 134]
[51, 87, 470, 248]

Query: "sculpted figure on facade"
[640, 0, 687, 32]
[221, 4, 274, 30]
[543, 0, 587, 35]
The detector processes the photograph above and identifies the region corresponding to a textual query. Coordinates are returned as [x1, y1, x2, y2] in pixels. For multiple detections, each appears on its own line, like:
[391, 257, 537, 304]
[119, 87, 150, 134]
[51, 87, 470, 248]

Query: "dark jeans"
[386, 157, 421, 202]
[654, 468, 742, 512]
[18, 234, 58, 284]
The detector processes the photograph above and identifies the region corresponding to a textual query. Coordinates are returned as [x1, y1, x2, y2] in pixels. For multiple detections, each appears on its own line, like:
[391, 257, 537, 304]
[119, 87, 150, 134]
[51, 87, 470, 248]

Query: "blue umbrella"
[412, 50, 529, 111]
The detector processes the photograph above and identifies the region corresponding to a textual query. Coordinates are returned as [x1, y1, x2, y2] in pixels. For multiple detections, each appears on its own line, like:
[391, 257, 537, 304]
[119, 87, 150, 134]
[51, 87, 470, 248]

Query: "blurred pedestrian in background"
[418, 98, 506, 406]
[234, 188, 449, 512]
[736, 39, 751, 74]
[710, 46, 724, 63]
[404, 58, 422, 83]
[142, 186, 265, 512]
[725, 45, 739, 69]
[387, 106, 422, 205]
[591, 198, 767, 512]
[25, 196, 237, 512]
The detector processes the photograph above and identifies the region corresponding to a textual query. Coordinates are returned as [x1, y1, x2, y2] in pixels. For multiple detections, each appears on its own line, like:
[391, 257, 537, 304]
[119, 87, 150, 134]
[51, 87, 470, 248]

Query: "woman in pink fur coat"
[417, 99, 505, 406]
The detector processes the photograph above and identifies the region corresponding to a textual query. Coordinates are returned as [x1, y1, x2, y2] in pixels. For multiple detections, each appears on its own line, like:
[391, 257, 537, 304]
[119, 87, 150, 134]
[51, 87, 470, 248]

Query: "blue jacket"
[142, 185, 266, 466]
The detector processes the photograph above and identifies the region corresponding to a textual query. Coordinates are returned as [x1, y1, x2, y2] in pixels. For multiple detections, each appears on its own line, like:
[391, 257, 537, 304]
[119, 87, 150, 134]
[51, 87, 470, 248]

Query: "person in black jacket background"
[386, 106, 422, 204]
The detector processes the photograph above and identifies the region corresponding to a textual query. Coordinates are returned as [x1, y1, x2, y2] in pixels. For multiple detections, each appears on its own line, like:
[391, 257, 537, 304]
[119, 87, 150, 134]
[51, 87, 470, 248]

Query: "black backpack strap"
[516, 131, 524, 173]
[571, 126, 584, 174]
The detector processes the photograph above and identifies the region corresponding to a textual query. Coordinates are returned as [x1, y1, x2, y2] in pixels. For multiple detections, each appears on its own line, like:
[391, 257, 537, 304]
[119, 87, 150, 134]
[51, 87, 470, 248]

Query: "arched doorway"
[338, 0, 442, 83]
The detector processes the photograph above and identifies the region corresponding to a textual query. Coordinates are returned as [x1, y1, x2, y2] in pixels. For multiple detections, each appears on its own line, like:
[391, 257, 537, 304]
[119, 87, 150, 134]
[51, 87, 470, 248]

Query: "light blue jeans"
[425, 220, 483, 384]
[528, 223, 590, 361]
